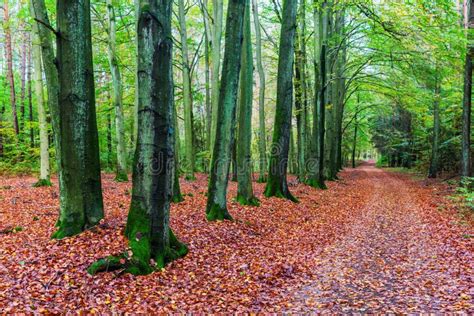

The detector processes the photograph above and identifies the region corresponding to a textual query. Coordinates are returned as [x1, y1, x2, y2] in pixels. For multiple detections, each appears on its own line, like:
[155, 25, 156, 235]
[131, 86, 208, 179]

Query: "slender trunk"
[294, 3, 306, 181]
[252, 0, 267, 183]
[3, 0, 19, 135]
[206, 0, 246, 221]
[462, 0, 474, 177]
[172, 102, 184, 203]
[264, 0, 298, 202]
[178, 0, 195, 180]
[52, 0, 104, 239]
[27, 48, 34, 147]
[107, 111, 113, 169]
[30, 0, 60, 175]
[201, 0, 212, 152]
[31, 25, 50, 185]
[209, 0, 223, 155]
[236, 3, 258, 206]
[20, 34, 28, 132]
[429, 81, 441, 178]
[106, 0, 128, 182]
[351, 98, 359, 169]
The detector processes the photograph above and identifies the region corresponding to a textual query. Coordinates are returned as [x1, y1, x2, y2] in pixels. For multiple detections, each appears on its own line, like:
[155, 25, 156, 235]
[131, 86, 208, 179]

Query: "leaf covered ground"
[0, 164, 472, 313]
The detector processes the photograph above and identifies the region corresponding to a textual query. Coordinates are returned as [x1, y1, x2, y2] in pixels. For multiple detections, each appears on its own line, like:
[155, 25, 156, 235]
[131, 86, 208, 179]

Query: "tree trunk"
[106, 0, 128, 182]
[30, 0, 60, 176]
[206, 0, 246, 221]
[3, 0, 19, 135]
[264, 0, 298, 202]
[172, 102, 184, 203]
[429, 81, 441, 178]
[52, 0, 104, 239]
[236, 3, 258, 206]
[200, 0, 212, 152]
[252, 0, 267, 183]
[311, 0, 328, 189]
[178, 0, 195, 180]
[20, 34, 29, 133]
[27, 46, 35, 148]
[31, 25, 51, 186]
[104, 0, 188, 275]
[209, 0, 224, 155]
[462, 0, 474, 177]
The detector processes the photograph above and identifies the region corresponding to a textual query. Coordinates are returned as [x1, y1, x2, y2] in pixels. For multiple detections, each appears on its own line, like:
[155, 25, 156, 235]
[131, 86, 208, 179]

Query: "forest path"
[285, 164, 473, 313]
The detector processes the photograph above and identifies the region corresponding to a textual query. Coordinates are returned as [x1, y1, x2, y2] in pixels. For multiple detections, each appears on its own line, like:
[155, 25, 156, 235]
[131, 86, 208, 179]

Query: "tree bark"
[178, 0, 196, 180]
[252, 0, 267, 183]
[462, 0, 474, 177]
[206, 0, 246, 221]
[52, 0, 104, 239]
[115, 0, 187, 275]
[264, 0, 298, 201]
[209, 0, 224, 155]
[106, 0, 128, 182]
[236, 3, 259, 206]
[429, 81, 441, 178]
[3, 0, 19, 135]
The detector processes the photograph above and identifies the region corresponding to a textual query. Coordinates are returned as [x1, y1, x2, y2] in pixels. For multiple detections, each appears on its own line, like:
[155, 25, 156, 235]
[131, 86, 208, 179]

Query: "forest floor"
[0, 163, 472, 313]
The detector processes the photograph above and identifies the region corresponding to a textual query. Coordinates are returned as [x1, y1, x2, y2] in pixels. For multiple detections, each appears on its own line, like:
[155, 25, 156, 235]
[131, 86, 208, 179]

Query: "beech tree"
[52, 0, 104, 238]
[264, 0, 298, 202]
[236, 2, 259, 206]
[89, 0, 187, 275]
[206, 0, 246, 221]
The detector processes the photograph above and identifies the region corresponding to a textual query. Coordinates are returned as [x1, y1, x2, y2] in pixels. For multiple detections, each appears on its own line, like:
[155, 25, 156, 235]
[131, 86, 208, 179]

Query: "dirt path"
[285, 164, 473, 313]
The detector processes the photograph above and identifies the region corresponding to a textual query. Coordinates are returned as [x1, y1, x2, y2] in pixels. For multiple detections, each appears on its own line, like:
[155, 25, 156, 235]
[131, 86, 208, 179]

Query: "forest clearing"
[1, 0, 474, 312]
[1, 164, 472, 313]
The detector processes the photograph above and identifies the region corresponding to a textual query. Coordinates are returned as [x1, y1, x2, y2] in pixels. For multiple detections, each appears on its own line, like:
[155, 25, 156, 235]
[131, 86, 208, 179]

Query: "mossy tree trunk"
[93, 0, 188, 275]
[172, 101, 184, 203]
[206, 0, 246, 221]
[53, 0, 104, 239]
[252, 0, 267, 183]
[264, 0, 298, 202]
[30, 21, 51, 186]
[178, 0, 196, 180]
[236, 3, 259, 206]
[106, 0, 128, 182]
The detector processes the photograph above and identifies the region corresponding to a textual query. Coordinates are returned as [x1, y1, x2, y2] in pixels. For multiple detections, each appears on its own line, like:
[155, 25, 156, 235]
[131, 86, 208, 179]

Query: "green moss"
[264, 181, 299, 203]
[305, 178, 327, 190]
[206, 203, 233, 221]
[236, 195, 260, 206]
[51, 219, 84, 239]
[32, 178, 52, 187]
[171, 193, 184, 203]
[256, 176, 267, 183]
[87, 255, 125, 274]
[185, 174, 196, 181]
[114, 172, 129, 182]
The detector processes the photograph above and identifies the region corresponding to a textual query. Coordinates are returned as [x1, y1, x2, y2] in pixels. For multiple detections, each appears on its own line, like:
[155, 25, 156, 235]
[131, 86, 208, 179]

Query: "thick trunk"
[252, 0, 267, 183]
[264, 0, 298, 202]
[106, 0, 128, 182]
[178, 0, 195, 180]
[53, 0, 104, 239]
[206, 0, 246, 221]
[93, 0, 188, 275]
[209, 0, 224, 155]
[236, 3, 259, 206]
[429, 82, 441, 178]
[3, 0, 19, 135]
